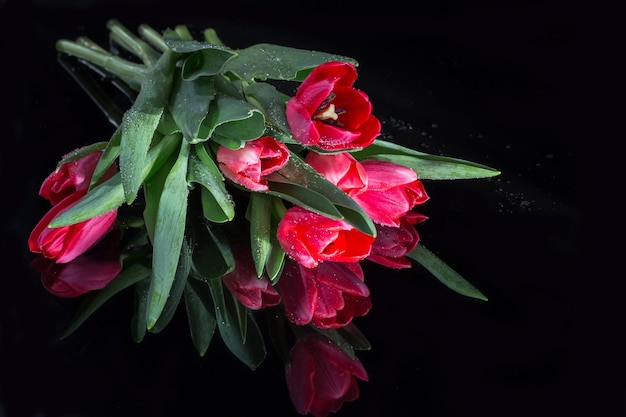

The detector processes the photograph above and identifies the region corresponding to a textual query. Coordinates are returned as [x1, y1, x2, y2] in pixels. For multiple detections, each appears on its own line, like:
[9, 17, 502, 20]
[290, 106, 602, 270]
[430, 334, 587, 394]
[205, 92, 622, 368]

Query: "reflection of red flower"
[221, 245, 281, 310]
[286, 61, 381, 151]
[32, 228, 122, 298]
[28, 148, 118, 263]
[368, 211, 428, 268]
[217, 135, 289, 191]
[285, 334, 368, 417]
[278, 259, 371, 329]
[276, 206, 374, 269]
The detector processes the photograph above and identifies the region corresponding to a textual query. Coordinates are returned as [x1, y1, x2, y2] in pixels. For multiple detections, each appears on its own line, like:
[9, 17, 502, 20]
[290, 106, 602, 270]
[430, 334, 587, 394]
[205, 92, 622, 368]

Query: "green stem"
[107, 19, 160, 67]
[56, 39, 147, 86]
[174, 24, 193, 41]
[138, 24, 169, 53]
[204, 28, 224, 46]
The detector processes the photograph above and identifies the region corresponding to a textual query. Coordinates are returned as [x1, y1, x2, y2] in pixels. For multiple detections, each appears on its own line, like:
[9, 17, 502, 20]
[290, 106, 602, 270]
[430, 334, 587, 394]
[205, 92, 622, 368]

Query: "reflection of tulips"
[278, 259, 371, 329]
[285, 334, 368, 417]
[277, 206, 375, 269]
[217, 135, 289, 191]
[221, 245, 281, 310]
[28, 147, 118, 263]
[369, 211, 428, 268]
[286, 61, 381, 151]
[31, 228, 122, 297]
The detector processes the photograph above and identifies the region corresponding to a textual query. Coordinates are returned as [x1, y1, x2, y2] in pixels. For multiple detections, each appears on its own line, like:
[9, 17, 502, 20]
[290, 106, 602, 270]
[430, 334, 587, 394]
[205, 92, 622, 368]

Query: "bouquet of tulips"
[27, 20, 500, 417]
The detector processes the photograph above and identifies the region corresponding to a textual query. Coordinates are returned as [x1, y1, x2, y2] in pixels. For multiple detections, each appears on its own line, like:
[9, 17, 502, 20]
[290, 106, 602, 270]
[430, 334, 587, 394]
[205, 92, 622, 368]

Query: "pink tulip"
[217, 135, 289, 191]
[286, 61, 381, 151]
[285, 334, 368, 417]
[32, 228, 122, 297]
[276, 206, 375, 269]
[29, 148, 118, 264]
[221, 245, 281, 310]
[305, 151, 367, 196]
[278, 259, 371, 329]
[353, 159, 429, 227]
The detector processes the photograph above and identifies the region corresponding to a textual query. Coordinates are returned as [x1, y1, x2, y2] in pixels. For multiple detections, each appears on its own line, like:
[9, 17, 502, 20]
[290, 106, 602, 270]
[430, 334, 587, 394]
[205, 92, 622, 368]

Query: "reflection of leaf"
[224, 43, 357, 82]
[407, 244, 488, 301]
[62, 262, 151, 338]
[184, 278, 217, 356]
[207, 279, 267, 370]
[352, 139, 501, 180]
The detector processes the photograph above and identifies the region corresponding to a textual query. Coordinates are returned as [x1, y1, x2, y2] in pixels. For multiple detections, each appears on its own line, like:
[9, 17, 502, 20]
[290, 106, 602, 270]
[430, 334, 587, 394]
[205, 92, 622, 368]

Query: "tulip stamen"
[314, 103, 339, 121]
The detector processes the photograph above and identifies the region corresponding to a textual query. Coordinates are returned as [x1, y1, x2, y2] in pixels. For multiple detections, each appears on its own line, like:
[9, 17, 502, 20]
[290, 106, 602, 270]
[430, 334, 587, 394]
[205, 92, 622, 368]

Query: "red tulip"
[368, 211, 428, 268]
[29, 148, 118, 263]
[276, 206, 375, 269]
[278, 259, 371, 329]
[31, 228, 122, 297]
[221, 245, 281, 310]
[285, 334, 368, 417]
[286, 61, 381, 151]
[217, 135, 289, 191]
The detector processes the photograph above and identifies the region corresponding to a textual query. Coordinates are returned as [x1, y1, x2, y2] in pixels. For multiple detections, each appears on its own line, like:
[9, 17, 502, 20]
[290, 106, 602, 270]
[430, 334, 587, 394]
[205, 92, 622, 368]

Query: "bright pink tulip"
[217, 135, 289, 191]
[221, 245, 281, 310]
[286, 61, 381, 151]
[368, 211, 428, 268]
[31, 228, 122, 297]
[305, 153, 429, 228]
[285, 334, 368, 417]
[278, 259, 371, 328]
[276, 206, 375, 269]
[305, 151, 367, 196]
[352, 160, 429, 227]
[29, 149, 118, 264]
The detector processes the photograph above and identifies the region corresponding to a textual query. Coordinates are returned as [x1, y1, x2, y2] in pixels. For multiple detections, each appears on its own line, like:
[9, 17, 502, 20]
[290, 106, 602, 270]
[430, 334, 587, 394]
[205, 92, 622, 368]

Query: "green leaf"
[181, 48, 237, 80]
[337, 323, 371, 351]
[198, 95, 265, 147]
[351, 139, 501, 180]
[50, 133, 180, 227]
[168, 73, 215, 142]
[119, 49, 178, 203]
[190, 220, 235, 280]
[150, 237, 192, 334]
[187, 147, 234, 223]
[207, 278, 266, 370]
[406, 244, 488, 301]
[223, 43, 358, 82]
[147, 140, 190, 329]
[269, 152, 376, 236]
[313, 328, 356, 360]
[91, 129, 122, 188]
[243, 82, 289, 133]
[184, 278, 217, 356]
[266, 181, 342, 219]
[164, 38, 233, 54]
[61, 262, 151, 338]
[56, 142, 109, 167]
[248, 192, 272, 277]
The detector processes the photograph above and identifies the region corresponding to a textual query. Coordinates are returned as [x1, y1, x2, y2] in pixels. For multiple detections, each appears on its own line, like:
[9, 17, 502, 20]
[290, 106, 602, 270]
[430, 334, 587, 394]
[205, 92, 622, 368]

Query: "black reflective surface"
[1, 1, 616, 417]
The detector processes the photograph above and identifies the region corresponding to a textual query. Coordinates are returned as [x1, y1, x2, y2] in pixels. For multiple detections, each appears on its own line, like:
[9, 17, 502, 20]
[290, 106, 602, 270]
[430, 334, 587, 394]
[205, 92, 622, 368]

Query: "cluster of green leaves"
[51, 20, 499, 368]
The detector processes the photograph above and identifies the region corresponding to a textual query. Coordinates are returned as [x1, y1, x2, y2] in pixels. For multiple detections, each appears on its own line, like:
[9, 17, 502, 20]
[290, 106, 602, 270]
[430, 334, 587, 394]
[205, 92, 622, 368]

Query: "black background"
[1, 1, 619, 417]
